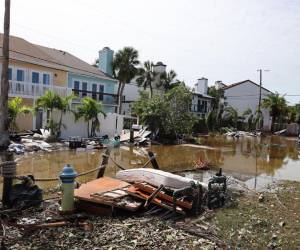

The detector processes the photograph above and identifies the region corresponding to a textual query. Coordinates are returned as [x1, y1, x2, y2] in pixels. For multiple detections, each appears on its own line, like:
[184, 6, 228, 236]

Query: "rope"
[0, 163, 107, 182]
[109, 156, 125, 170]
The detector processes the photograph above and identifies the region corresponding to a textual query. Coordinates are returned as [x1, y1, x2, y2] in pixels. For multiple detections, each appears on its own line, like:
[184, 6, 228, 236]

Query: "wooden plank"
[126, 186, 185, 215]
[75, 177, 130, 201]
[134, 182, 192, 209]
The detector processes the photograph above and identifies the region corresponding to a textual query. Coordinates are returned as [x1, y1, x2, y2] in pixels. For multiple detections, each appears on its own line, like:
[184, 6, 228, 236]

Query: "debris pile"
[74, 168, 227, 218]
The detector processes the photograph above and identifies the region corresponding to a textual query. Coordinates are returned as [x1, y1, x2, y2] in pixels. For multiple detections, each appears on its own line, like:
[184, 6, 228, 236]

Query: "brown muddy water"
[8, 135, 300, 192]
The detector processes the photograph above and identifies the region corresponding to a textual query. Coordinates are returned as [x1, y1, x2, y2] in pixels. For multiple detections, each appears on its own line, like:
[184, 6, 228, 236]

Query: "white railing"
[8, 81, 71, 98]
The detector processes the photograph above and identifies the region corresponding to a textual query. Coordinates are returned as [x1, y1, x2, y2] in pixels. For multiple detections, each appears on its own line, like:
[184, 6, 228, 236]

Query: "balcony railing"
[72, 89, 118, 106]
[8, 81, 71, 98]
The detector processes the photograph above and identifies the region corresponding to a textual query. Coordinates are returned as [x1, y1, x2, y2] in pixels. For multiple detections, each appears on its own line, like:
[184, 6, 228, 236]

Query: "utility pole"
[258, 69, 262, 112]
[257, 69, 270, 112]
[0, 0, 11, 149]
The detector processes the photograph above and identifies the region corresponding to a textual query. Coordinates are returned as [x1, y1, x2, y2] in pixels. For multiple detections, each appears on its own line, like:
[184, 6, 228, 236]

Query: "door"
[35, 110, 43, 129]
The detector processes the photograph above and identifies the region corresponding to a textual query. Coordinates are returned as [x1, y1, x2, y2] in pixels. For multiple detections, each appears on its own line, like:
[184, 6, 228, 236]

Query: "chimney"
[153, 61, 166, 74]
[99, 47, 114, 76]
[195, 77, 208, 94]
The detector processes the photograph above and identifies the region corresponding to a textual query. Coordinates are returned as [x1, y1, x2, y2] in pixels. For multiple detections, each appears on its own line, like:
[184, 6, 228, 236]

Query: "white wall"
[53, 111, 124, 138]
[223, 80, 272, 130]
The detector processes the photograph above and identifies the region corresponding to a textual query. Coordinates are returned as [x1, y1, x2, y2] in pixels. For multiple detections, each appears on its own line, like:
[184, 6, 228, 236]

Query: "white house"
[219, 80, 272, 131]
[190, 78, 214, 118]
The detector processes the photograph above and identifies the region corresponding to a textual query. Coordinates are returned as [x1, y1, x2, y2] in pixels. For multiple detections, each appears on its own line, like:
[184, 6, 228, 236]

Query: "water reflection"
[6, 135, 300, 192]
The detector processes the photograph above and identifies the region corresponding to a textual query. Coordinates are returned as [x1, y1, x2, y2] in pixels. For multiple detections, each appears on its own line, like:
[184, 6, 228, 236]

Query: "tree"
[75, 97, 106, 137]
[157, 70, 178, 91]
[207, 86, 223, 111]
[223, 106, 238, 128]
[56, 94, 75, 137]
[92, 58, 99, 68]
[136, 61, 157, 98]
[0, 0, 11, 149]
[132, 83, 195, 140]
[112, 47, 139, 114]
[35, 90, 61, 136]
[262, 92, 287, 132]
[242, 108, 254, 131]
[206, 110, 217, 132]
[8, 97, 31, 132]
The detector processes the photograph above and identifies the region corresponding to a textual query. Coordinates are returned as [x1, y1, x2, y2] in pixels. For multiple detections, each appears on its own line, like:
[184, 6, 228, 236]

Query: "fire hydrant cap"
[60, 164, 77, 181]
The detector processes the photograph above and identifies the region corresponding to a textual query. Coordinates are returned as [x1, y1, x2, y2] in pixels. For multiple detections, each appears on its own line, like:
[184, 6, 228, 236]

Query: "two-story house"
[0, 34, 120, 136]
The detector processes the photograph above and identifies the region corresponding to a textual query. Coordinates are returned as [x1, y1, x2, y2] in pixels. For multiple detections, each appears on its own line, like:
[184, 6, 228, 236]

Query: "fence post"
[97, 148, 111, 178]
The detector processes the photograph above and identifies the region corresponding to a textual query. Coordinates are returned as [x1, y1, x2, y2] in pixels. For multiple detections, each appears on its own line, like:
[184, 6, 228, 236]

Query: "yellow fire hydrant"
[59, 164, 77, 213]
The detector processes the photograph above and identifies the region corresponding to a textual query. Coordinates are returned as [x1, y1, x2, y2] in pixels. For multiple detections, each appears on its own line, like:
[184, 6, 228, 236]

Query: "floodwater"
[9, 135, 300, 191]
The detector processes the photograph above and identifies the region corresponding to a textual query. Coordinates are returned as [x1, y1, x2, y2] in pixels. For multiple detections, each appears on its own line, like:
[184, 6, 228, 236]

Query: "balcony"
[9, 81, 71, 98]
[71, 89, 118, 106]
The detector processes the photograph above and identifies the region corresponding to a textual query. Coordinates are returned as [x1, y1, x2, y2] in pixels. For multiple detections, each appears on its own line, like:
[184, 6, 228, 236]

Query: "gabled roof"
[0, 33, 116, 81]
[222, 79, 272, 93]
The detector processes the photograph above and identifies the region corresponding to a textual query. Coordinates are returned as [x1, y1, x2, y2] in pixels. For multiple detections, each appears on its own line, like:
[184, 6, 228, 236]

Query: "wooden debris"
[74, 177, 143, 212]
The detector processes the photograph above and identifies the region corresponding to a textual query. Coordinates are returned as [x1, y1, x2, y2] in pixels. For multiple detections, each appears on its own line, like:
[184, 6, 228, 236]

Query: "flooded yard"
[11, 135, 300, 192]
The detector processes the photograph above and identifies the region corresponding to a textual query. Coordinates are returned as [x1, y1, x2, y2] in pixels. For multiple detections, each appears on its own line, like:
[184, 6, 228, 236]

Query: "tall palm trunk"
[118, 82, 125, 114]
[0, 0, 11, 149]
[149, 84, 153, 98]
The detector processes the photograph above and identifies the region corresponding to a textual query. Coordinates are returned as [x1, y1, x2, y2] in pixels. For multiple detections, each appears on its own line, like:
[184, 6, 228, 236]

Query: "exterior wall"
[1, 60, 67, 132]
[55, 112, 124, 138]
[68, 72, 118, 113]
[6, 59, 68, 86]
[223, 81, 272, 130]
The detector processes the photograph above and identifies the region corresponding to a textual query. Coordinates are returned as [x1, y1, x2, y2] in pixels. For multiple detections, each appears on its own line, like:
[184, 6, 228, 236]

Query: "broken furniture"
[74, 177, 143, 215]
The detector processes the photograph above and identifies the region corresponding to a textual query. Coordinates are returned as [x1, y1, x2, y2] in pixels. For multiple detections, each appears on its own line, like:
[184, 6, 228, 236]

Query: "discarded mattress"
[116, 168, 207, 190]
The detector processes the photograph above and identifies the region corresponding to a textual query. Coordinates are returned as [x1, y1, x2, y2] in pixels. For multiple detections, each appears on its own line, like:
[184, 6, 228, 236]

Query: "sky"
[1, 0, 300, 104]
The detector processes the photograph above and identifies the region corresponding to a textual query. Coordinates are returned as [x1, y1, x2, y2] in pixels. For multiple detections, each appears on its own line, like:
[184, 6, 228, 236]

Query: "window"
[74, 81, 80, 96]
[43, 73, 50, 85]
[32, 72, 39, 83]
[92, 84, 97, 100]
[99, 85, 104, 101]
[8, 68, 12, 80]
[16, 69, 25, 81]
[82, 82, 87, 97]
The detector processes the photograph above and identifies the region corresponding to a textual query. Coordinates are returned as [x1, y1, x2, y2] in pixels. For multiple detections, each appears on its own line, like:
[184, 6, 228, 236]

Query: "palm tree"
[136, 61, 157, 98]
[112, 47, 139, 114]
[35, 90, 61, 136]
[0, 0, 11, 149]
[241, 108, 265, 131]
[242, 108, 254, 131]
[8, 97, 31, 132]
[75, 97, 106, 137]
[262, 92, 287, 132]
[223, 106, 238, 128]
[56, 94, 75, 137]
[157, 70, 177, 91]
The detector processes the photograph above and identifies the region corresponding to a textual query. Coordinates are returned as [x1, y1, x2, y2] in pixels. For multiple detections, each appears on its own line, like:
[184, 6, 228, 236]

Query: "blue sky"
[1, 0, 299, 104]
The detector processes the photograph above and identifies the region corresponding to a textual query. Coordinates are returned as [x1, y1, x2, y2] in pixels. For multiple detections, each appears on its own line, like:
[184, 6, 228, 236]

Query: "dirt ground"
[1, 181, 299, 250]
[212, 181, 300, 249]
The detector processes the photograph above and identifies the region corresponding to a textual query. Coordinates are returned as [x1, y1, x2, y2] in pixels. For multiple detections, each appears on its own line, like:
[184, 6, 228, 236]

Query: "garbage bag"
[9, 175, 43, 209]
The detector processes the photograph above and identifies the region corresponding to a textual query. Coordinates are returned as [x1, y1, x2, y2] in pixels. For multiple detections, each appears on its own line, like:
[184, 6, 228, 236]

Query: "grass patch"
[212, 181, 300, 249]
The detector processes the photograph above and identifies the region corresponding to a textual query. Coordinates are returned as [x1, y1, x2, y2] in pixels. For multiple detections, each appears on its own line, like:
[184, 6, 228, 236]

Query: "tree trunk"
[118, 82, 125, 114]
[87, 121, 90, 138]
[58, 111, 63, 137]
[0, 0, 11, 149]
[149, 84, 153, 98]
